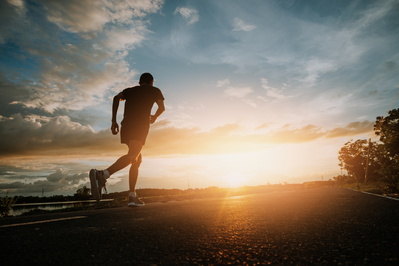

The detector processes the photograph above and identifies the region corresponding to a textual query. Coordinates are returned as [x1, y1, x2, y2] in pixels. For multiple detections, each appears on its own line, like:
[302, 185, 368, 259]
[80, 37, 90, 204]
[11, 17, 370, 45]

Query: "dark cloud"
[0, 167, 89, 196]
[0, 74, 33, 117]
[47, 169, 88, 185]
[0, 0, 27, 44]
[46, 169, 69, 183]
[325, 121, 374, 139]
[0, 180, 65, 195]
[0, 113, 122, 157]
[0, 164, 37, 175]
[0, 113, 375, 158]
[383, 61, 396, 72]
[0, 175, 46, 183]
[0, 164, 47, 183]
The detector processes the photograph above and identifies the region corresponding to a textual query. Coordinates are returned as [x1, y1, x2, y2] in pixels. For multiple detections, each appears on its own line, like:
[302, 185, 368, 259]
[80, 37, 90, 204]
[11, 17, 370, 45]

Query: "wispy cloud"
[43, 0, 164, 32]
[174, 7, 199, 25]
[232, 18, 256, 31]
[223, 86, 253, 98]
[6, 0, 26, 16]
[261, 78, 285, 99]
[255, 122, 273, 130]
[217, 79, 230, 87]
[218, 79, 255, 107]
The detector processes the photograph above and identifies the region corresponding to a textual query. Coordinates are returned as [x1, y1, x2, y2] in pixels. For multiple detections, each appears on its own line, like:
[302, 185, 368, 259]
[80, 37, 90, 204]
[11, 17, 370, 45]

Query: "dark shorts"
[120, 122, 149, 145]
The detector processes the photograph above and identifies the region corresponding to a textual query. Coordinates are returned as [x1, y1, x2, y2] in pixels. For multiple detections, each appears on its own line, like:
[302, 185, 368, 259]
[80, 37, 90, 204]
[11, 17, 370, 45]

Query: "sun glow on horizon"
[223, 171, 250, 188]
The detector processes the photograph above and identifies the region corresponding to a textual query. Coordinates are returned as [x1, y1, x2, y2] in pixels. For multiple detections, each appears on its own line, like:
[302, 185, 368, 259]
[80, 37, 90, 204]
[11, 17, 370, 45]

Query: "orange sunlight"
[224, 171, 249, 188]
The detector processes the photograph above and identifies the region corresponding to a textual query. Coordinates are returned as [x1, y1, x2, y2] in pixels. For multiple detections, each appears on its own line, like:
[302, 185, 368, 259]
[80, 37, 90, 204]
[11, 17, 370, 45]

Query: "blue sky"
[1, 0, 398, 196]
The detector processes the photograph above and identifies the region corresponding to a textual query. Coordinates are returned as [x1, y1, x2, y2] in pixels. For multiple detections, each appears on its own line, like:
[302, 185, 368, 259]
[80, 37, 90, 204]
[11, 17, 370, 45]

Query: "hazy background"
[1, 0, 398, 196]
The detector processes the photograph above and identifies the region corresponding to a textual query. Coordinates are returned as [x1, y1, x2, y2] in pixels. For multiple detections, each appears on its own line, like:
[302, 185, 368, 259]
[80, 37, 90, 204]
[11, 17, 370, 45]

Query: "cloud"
[6, 0, 26, 15]
[217, 79, 254, 106]
[0, 179, 77, 196]
[174, 7, 199, 25]
[242, 99, 257, 108]
[255, 122, 273, 130]
[232, 18, 256, 31]
[0, 163, 48, 183]
[0, 0, 163, 113]
[104, 25, 149, 51]
[0, 158, 105, 195]
[324, 121, 374, 139]
[261, 78, 285, 99]
[10, 59, 138, 113]
[0, 0, 27, 44]
[0, 113, 375, 158]
[216, 79, 230, 87]
[47, 169, 88, 185]
[257, 96, 269, 103]
[42, 0, 163, 33]
[0, 180, 62, 192]
[223, 86, 253, 98]
[0, 114, 122, 157]
[43, 0, 110, 32]
[144, 120, 375, 156]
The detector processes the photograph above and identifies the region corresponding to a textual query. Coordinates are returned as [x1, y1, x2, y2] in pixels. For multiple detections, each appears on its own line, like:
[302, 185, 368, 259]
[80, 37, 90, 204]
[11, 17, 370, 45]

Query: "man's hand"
[111, 121, 119, 135]
[149, 115, 157, 124]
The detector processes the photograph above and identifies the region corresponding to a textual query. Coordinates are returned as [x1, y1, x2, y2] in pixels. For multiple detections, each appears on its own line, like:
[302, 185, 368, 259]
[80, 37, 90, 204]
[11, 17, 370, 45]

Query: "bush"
[0, 190, 19, 217]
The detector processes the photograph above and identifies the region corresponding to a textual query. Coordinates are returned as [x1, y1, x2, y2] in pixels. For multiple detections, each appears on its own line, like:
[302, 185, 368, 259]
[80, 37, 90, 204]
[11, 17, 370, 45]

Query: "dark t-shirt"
[120, 85, 164, 126]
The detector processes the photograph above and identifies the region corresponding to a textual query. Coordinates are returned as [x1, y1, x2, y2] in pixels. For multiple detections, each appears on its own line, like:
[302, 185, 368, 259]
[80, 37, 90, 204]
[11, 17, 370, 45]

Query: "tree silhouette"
[76, 186, 91, 196]
[338, 139, 382, 183]
[375, 109, 399, 191]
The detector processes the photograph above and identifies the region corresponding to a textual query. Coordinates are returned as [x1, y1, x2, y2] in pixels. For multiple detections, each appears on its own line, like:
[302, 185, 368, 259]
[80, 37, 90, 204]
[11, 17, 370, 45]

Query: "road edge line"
[345, 188, 399, 201]
[0, 216, 87, 228]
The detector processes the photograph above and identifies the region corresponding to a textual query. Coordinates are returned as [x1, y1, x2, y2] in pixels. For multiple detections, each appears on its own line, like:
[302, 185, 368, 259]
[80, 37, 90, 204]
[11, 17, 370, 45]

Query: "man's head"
[139, 73, 154, 85]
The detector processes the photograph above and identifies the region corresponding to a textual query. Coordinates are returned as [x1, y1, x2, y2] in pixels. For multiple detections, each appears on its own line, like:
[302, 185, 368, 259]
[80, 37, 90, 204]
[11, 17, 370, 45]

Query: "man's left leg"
[127, 153, 145, 207]
[129, 153, 142, 193]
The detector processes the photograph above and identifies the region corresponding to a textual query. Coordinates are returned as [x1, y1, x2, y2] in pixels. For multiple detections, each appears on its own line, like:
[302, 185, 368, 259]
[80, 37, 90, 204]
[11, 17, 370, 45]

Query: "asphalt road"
[1, 187, 398, 265]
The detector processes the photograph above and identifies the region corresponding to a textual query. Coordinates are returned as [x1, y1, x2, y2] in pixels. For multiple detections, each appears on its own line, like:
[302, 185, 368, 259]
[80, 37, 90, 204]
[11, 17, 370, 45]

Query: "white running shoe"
[89, 169, 100, 201]
[89, 169, 107, 202]
[128, 196, 145, 207]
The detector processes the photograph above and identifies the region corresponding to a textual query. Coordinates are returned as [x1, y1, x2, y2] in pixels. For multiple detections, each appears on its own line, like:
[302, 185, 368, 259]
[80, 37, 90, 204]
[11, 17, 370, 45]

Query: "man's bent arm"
[111, 93, 124, 134]
[150, 100, 165, 124]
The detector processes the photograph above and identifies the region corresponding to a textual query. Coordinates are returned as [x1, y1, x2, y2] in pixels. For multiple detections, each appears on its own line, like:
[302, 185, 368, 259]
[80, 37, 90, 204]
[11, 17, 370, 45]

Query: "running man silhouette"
[90, 73, 165, 207]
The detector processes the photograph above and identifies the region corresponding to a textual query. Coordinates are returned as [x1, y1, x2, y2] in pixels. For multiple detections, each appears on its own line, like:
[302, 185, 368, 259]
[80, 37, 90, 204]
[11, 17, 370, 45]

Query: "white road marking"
[0, 216, 87, 228]
[346, 188, 399, 201]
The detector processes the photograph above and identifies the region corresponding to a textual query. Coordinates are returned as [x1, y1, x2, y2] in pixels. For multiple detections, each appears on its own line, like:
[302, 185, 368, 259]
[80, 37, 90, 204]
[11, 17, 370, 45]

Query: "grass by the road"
[9, 182, 399, 217]
[339, 182, 399, 198]
[16, 187, 295, 216]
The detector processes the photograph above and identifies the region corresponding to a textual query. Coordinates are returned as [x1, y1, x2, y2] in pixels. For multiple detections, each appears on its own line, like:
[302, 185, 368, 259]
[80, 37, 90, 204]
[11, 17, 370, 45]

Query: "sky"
[1, 0, 399, 196]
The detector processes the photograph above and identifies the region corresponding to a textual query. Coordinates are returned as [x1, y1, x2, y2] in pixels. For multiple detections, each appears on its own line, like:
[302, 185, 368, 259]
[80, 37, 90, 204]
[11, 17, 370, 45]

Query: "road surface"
[1, 187, 398, 265]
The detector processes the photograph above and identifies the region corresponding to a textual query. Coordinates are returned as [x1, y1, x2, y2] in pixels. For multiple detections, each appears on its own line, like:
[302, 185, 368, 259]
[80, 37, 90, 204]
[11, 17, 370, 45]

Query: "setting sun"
[224, 172, 249, 188]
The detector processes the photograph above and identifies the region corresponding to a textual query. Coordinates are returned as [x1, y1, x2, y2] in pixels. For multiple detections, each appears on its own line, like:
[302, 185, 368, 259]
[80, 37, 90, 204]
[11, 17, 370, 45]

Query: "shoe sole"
[89, 169, 100, 202]
[128, 203, 145, 207]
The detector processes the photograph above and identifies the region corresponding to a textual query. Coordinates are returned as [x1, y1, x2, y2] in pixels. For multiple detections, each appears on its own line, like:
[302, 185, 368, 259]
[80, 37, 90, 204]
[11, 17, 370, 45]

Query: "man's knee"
[127, 139, 143, 165]
[128, 154, 142, 166]
[134, 154, 142, 166]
